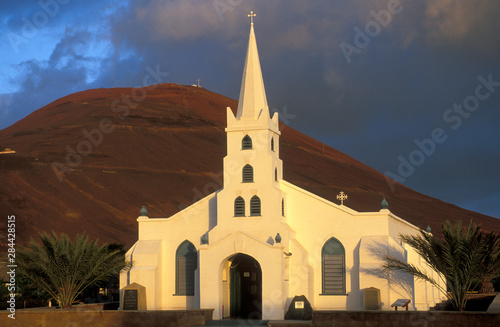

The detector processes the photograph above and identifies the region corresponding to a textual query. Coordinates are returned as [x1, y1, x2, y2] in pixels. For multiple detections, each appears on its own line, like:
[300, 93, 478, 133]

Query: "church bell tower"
[217, 12, 284, 230]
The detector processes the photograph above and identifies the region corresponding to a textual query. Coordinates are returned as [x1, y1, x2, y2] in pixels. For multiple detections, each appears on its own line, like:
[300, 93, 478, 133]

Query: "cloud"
[117, 0, 233, 42]
[423, 0, 500, 59]
[111, 0, 363, 58]
[0, 93, 14, 124]
[19, 28, 104, 87]
[0, 0, 499, 218]
[1, 27, 114, 126]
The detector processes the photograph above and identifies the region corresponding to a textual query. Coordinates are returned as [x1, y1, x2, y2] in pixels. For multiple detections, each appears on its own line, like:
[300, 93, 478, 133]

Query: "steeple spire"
[236, 12, 269, 120]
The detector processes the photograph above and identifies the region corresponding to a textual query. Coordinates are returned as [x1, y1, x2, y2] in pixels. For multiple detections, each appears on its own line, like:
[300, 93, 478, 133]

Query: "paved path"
[193, 320, 268, 327]
[193, 320, 312, 327]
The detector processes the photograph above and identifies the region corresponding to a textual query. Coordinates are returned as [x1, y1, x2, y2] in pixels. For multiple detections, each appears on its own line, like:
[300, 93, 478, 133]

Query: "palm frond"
[384, 220, 500, 311]
[17, 232, 130, 308]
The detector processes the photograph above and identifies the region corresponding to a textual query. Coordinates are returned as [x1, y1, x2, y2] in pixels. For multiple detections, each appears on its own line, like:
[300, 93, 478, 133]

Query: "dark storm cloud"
[1, 0, 499, 218]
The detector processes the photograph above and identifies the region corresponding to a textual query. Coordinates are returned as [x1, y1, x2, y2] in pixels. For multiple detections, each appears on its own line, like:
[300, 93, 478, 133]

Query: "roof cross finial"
[248, 10, 256, 26]
[337, 191, 348, 206]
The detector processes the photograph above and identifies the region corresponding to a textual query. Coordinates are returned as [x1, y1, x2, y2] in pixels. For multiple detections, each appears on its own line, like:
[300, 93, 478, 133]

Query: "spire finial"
[248, 11, 256, 25]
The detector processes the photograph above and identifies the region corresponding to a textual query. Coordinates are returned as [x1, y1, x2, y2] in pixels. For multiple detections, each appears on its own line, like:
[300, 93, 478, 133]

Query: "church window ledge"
[319, 293, 348, 296]
[173, 294, 195, 297]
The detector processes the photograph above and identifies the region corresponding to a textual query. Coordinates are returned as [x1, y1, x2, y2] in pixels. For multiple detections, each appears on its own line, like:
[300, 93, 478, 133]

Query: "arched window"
[176, 241, 197, 295]
[250, 196, 261, 216]
[271, 137, 275, 151]
[234, 196, 245, 217]
[242, 135, 252, 149]
[322, 237, 346, 295]
[281, 198, 285, 216]
[242, 164, 253, 183]
[275, 167, 278, 181]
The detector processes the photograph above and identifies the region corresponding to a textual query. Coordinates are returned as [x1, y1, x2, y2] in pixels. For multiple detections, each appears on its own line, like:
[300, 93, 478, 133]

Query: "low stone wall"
[313, 311, 500, 327]
[0, 309, 214, 327]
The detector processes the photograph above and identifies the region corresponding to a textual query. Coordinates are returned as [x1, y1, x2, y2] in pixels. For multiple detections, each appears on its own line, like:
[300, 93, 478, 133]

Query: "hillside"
[0, 84, 499, 252]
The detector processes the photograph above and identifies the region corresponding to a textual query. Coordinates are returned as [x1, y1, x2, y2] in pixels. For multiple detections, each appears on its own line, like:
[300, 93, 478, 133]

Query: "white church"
[120, 14, 443, 320]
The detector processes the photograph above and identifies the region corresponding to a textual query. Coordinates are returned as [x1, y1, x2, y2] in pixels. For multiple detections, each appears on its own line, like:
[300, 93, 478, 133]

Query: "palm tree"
[384, 221, 497, 311]
[476, 231, 500, 294]
[17, 232, 131, 309]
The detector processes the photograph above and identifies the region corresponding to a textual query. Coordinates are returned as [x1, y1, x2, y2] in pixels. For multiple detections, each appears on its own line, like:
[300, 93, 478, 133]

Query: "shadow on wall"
[358, 240, 415, 308]
[345, 241, 361, 310]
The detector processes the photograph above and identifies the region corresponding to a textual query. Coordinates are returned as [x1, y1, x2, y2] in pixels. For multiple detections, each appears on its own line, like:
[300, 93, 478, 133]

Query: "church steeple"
[236, 12, 269, 120]
[219, 11, 283, 227]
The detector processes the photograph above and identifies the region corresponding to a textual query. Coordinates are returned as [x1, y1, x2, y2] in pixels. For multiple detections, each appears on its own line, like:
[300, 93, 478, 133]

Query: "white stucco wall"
[121, 176, 442, 316]
[121, 177, 443, 315]
[280, 180, 440, 311]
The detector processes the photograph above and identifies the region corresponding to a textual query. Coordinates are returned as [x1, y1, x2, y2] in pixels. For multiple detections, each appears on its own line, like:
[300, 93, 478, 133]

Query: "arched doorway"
[223, 253, 262, 319]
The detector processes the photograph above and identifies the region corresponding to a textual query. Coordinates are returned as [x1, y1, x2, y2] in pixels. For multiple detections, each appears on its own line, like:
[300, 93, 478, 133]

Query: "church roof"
[236, 22, 269, 120]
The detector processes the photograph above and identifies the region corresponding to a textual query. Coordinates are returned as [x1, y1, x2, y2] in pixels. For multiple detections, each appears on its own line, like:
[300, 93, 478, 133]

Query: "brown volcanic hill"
[0, 84, 499, 252]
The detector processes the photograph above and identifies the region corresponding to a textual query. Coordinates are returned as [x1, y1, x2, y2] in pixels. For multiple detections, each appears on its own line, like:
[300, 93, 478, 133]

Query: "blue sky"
[1, 0, 500, 219]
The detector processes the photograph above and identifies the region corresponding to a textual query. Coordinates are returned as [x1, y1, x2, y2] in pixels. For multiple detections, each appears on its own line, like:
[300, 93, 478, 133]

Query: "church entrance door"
[228, 253, 262, 319]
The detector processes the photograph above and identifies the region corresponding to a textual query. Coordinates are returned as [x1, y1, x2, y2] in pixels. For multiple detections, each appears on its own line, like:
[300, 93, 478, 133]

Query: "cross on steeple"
[337, 191, 348, 206]
[235, 9, 269, 121]
[248, 11, 256, 25]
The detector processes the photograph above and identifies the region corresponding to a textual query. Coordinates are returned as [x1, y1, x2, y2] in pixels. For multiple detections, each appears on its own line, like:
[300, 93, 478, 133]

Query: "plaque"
[121, 282, 147, 310]
[392, 299, 411, 307]
[363, 287, 381, 310]
[123, 289, 138, 310]
[391, 299, 411, 311]
[284, 295, 312, 320]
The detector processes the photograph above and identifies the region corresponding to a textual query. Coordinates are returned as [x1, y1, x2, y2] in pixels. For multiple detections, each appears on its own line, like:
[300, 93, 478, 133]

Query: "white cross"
[248, 11, 256, 25]
[337, 191, 348, 205]
[196, 78, 201, 87]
